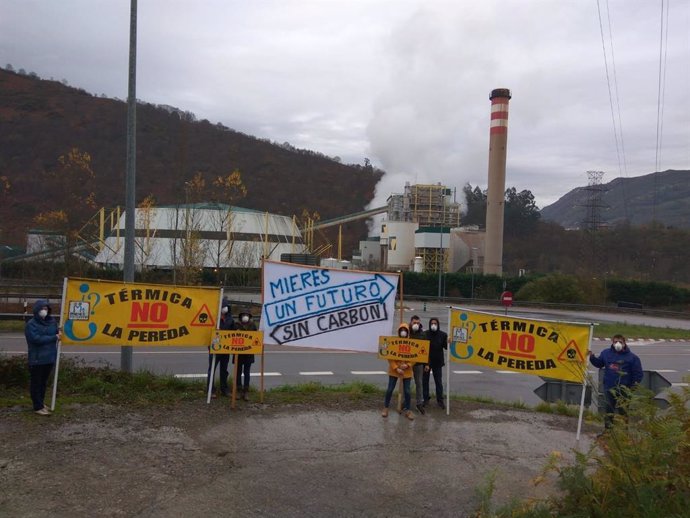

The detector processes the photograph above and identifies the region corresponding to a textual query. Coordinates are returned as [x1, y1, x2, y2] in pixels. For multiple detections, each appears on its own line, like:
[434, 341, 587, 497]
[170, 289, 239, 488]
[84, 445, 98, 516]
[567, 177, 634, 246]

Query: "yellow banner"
[377, 336, 430, 363]
[211, 330, 264, 355]
[449, 308, 589, 383]
[61, 278, 221, 346]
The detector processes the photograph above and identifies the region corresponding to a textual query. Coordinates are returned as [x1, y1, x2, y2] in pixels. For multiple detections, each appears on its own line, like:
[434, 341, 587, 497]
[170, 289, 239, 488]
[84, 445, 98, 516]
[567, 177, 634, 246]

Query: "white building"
[94, 203, 305, 269]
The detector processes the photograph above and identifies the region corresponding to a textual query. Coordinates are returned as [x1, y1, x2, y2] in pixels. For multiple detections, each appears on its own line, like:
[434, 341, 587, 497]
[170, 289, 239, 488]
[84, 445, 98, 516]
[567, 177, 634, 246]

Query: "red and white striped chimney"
[483, 88, 511, 275]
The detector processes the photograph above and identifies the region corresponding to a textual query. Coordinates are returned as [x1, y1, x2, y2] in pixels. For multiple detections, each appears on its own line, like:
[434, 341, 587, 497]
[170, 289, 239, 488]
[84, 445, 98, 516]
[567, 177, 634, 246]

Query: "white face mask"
[399, 331, 408, 338]
[411, 324, 420, 332]
[241, 315, 250, 323]
[38, 309, 48, 319]
[430, 324, 438, 332]
[613, 341, 624, 352]
[221, 307, 229, 314]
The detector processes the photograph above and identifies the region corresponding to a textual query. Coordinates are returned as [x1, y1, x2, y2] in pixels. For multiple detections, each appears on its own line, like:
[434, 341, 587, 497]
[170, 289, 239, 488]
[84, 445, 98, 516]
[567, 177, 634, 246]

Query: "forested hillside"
[0, 69, 383, 251]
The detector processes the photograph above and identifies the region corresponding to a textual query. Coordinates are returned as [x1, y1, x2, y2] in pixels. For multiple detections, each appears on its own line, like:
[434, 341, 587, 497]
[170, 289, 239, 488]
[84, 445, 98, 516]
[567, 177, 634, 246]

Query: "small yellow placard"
[211, 330, 264, 355]
[377, 336, 429, 363]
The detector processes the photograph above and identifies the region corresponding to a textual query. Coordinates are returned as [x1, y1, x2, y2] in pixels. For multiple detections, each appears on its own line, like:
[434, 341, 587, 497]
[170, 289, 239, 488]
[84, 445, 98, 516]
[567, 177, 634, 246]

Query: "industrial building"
[352, 182, 486, 275]
[93, 203, 305, 269]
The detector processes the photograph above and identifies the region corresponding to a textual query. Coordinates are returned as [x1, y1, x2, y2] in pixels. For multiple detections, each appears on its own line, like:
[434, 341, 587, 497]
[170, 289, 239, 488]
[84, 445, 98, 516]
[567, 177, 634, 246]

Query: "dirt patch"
[0, 397, 597, 517]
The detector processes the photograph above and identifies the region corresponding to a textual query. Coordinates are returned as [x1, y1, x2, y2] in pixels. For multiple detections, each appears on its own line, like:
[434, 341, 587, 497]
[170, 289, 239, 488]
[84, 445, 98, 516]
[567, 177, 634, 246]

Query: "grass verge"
[595, 321, 690, 340]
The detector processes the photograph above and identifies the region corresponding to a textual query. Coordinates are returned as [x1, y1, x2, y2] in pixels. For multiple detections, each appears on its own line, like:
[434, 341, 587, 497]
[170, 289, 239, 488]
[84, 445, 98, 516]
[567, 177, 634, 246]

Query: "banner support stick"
[446, 305, 451, 416]
[575, 324, 595, 445]
[50, 276, 69, 411]
[260, 351, 265, 404]
[231, 357, 238, 410]
[207, 354, 217, 404]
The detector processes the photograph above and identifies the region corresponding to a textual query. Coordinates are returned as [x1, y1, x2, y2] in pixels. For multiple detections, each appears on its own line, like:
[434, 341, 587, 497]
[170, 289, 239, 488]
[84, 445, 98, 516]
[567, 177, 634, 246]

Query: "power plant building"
[93, 203, 305, 270]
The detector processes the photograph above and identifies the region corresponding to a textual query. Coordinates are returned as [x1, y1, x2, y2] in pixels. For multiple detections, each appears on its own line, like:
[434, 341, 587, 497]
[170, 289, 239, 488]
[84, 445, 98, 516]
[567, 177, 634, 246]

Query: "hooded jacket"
[25, 299, 59, 366]
[590, 344, 643, 391]
[232, 308, 257, 364]
[425, 317, 448, 367]
[218, 298, 234, 331]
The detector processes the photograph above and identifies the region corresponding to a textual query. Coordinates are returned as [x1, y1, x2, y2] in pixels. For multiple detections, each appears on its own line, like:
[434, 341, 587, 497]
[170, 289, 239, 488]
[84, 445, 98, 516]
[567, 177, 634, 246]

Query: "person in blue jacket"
[207, 298, 233, 398]
[589, 334, 643, 429]
[24, 299, 60, 415]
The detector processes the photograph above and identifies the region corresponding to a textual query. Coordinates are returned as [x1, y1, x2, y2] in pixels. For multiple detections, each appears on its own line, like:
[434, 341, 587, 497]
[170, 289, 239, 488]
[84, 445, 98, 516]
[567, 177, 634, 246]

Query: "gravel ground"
[0, 396, 597, 517]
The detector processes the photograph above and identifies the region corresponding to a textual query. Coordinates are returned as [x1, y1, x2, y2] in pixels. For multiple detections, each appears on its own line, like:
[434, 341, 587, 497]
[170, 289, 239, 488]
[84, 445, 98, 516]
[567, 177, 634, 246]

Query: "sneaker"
[35, 408, 51, 416]
[381, 407, 389, 418]
[438, 400, 446, 409]
[423, 398, 430, 407]
[416, 403, 425, 415]
[42, 406, 53, 414]
[211, 393, 218, 399]
[404, 410, 415, 421]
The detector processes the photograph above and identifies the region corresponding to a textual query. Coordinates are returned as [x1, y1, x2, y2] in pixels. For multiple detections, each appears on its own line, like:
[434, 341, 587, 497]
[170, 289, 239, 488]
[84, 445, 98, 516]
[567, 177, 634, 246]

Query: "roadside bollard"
[423, 301, 427, 312]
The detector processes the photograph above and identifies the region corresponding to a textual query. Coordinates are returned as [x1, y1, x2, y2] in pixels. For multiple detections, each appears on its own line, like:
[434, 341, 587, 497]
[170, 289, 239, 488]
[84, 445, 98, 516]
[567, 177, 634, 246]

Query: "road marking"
[299, 371, 334, 376]
[351, 371, 387, 375]
[452, 370, 483, 374]
[497, 370, 519, 374]
[175, 372, 282, 378]
[655, 369, 677, 373]
[672, 382, 689, 387]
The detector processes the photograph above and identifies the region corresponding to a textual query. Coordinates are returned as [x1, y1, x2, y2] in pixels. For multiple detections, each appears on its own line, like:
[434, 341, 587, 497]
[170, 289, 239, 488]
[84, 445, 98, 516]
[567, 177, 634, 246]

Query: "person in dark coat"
[423, 317, 448, 409]
[25, 299, 60, 415]
[409, 315, 427, 415]
[233, 308, 257, 401]
[207, 298, 233, 397]
[589, 334, 643, 429]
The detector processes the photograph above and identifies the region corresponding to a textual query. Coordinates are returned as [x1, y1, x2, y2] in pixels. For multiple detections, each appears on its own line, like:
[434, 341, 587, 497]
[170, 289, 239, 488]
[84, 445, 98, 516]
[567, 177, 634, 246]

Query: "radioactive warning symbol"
[557, 339, 585, 363]
[190, 304, 216, 327]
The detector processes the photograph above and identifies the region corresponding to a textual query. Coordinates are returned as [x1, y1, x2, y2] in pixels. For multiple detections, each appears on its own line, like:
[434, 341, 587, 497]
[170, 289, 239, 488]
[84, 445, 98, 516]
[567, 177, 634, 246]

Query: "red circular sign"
[501, 291, 513, 307]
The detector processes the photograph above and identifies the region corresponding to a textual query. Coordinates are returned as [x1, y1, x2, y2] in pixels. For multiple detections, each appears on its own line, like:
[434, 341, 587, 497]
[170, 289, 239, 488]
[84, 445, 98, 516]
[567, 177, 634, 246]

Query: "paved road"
[4, 300, 688, 405]
[2, 332, 688, 406]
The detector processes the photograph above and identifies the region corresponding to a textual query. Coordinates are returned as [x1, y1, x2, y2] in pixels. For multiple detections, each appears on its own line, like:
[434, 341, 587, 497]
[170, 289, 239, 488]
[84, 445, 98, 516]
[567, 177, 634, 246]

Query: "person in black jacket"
[25, 299, 60, 415]
[233, 308, 257, 401]
[207, 298, 233, 397]
[423, 317, 448, 409]
[409, 315, 427, 414]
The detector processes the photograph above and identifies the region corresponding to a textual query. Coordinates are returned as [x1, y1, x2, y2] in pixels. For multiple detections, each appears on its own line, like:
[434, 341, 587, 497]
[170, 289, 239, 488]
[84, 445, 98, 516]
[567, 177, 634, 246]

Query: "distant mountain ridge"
[0, 68, 383, 249]
[540, 170, 690, 229]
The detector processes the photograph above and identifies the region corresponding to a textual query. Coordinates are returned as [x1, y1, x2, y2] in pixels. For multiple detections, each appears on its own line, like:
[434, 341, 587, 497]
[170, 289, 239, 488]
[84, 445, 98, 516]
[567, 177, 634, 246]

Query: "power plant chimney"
[483, 88, 511, 275]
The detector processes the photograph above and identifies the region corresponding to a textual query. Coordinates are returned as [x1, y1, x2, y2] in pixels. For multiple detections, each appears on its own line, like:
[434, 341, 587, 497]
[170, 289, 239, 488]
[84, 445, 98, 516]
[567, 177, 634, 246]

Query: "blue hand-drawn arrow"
[264, 274, 396, 327]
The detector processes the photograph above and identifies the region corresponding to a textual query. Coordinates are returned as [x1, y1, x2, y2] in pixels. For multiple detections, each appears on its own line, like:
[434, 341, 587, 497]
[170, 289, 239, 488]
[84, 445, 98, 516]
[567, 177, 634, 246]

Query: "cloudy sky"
[1, 0, 688, 210]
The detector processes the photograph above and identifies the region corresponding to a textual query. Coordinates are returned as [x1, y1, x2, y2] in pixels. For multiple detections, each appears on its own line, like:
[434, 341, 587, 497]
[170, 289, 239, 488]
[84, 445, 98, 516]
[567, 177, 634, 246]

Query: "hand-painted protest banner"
[211, 330, 264, 355]
[61, 277, 221, 346]
[449, 307, 589, 383]
[260, 261, 398, 351]
[377, 336, 430, 363]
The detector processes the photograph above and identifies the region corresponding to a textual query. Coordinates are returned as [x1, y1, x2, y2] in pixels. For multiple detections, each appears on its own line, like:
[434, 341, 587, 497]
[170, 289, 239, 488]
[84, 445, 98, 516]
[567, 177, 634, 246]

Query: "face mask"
[613, 341, 624, 352]
[430, 324, 438, 332]
[411, 324, 420, 332]
[38, 309, 48, 318]
[221, 307, 228, 314]
[241, 315, 250, 323]
[399, 331, 408, 338]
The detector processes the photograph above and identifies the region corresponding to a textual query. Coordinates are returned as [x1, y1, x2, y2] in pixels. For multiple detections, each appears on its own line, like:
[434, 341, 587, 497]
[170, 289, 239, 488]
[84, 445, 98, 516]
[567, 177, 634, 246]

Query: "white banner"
[260, 261, 399, 352]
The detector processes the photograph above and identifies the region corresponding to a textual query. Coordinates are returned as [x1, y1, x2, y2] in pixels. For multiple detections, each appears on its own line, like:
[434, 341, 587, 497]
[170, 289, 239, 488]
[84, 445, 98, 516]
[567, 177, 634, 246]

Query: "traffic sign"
[596, 370, 671, 413]
[500, 291, 513, 307]
[534, 378, 591, 405]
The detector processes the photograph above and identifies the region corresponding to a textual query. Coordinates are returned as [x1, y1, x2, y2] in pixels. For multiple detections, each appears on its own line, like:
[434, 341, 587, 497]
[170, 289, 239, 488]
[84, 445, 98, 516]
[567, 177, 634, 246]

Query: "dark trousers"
[423, 365, 444, 402]
[29, 363, 54, 411]
[384, 376, 411, 411]
[604, 387, 630, 429]
[207, 354, 230, 395]
[235, 356, 252, 390]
